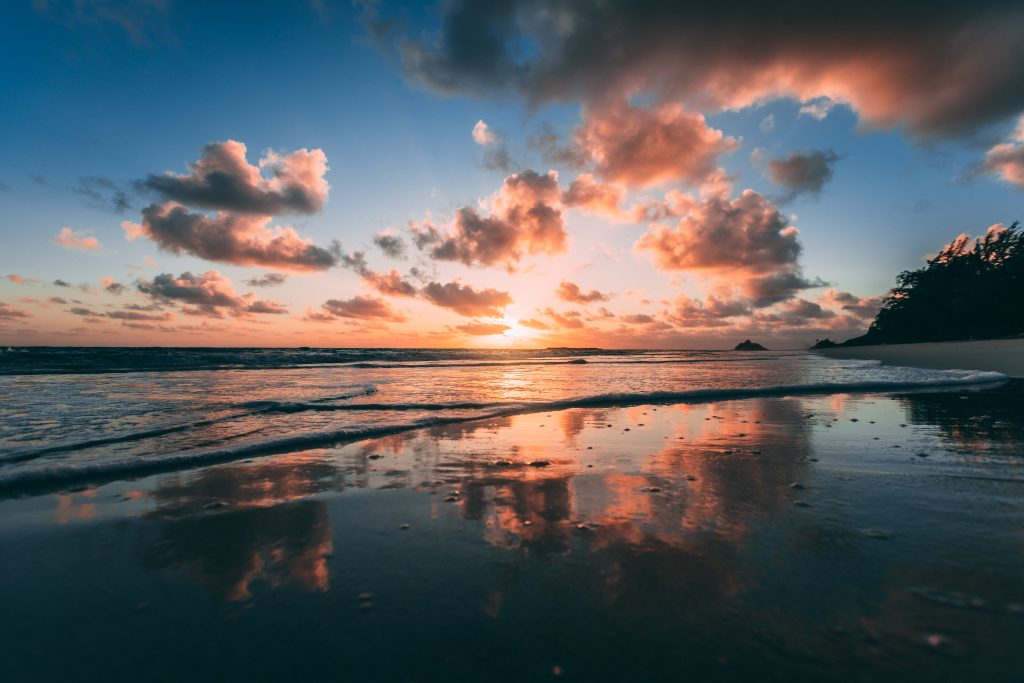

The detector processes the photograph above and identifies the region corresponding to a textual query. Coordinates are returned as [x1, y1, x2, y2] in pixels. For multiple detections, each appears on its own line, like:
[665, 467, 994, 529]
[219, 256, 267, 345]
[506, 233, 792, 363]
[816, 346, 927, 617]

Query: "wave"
[0, 370, 1006, 492]
[0, 384, 378, 465]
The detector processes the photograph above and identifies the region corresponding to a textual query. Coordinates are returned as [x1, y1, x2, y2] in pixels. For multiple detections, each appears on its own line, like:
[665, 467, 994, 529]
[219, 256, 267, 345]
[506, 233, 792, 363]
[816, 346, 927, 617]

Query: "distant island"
[813, 222, 1023, 348]
[735, 340, 768, 351]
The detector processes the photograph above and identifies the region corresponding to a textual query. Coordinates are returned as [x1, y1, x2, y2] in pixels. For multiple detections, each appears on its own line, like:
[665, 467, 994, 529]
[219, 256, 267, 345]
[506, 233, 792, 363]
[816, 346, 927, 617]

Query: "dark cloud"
[372, 231, 407, 259]
[137, 271, 288, 318]
[313, 295, 406, 322]
[556, 280, 610, 304]
[245, 273, 288, 287]
[767, 149, 840, 201]
[744, 271, 827, 308]
[75, 176, 133, 213]
[140, 140, 329, 215]
[388, 0, 1024, 137]
[421, 281, 513, 317]
[124, 203, 340, 272]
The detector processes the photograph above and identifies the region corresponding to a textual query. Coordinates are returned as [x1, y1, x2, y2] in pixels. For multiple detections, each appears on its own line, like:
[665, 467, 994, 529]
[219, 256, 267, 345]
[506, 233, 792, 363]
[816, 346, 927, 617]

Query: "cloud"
[137, 271, 288, 318]
[390, 1, 1024, 137]
[245, 273, 288, 287]
[141, 140, 329, 215]
[52, 227, 102, 251]
[312, 295, 406, 322]
[636, 190, 801, 274]
[455, 321, 511, 335]
[519, 317, 550, 330]
[742, 271, 826, 308]
[666, 295, 751, 325]
[753, 298, 836, 325]
[562, 174, 625, 218]
[75, 176, 132, 213]
[542, 307, 584, 329]
[984, 117, 1024, 188]
[799, 97, 836, 120]
[0, 302, 31, 319]
[759, 114, 775, 133]
[421, 281, 513, 317]
[101, 277, 126, 295]
[819, 289, 883, 319]
[33, 0, 174, 45]
[372, 230, 407, 258]
[767, 149, 840, 200]
[556, 280, 610, 304]
[413, 170, 566, 268]
[362, 269, 418, 298]
[123, 203, 340, 272]
[6, 274, 43, 285]
[570, 102, 737, 187]
[472, 120, 496, 145]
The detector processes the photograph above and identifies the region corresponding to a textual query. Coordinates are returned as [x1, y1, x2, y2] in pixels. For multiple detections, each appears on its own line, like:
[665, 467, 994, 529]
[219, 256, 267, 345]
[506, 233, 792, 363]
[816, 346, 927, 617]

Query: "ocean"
[0, 347, 1006, 490]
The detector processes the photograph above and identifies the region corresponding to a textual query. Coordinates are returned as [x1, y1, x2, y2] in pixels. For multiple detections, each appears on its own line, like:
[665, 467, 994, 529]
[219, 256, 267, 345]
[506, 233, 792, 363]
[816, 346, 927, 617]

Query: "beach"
[1, 368, 1022, 681]
[817, 338, 1024, 377]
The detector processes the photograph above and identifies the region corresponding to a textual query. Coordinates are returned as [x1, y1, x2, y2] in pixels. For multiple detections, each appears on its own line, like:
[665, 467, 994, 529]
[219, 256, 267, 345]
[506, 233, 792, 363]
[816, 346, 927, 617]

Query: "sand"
[1, 382, 1023, 681]
[816, 338, 1024, 377]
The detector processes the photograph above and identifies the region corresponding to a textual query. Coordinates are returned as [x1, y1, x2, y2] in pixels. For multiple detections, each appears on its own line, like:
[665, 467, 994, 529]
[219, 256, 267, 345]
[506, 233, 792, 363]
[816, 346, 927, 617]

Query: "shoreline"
[1, 385, 1022, 681]
[816, 338, 1024, 377]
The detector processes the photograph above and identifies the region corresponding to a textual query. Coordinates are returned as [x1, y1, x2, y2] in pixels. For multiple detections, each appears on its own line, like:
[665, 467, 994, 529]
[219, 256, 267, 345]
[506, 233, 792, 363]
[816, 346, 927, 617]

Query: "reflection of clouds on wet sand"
[144, 455, 335, 601]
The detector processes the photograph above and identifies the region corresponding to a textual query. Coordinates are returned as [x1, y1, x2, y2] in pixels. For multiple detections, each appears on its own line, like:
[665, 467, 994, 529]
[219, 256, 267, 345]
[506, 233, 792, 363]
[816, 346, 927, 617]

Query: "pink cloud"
[52, 227, 102, 251]
[572, 102, 736, 187]
[0, 302, 31, 319]
[556, 280, 610, 304]
[413, 170, 566, 268]
[421, 281, 513, 317]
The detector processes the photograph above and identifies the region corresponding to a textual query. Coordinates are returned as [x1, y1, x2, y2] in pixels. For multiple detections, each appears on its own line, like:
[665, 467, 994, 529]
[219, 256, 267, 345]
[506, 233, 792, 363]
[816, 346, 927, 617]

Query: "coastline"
[2, 384, 1023, 681]
[816, 338, 1024, 378]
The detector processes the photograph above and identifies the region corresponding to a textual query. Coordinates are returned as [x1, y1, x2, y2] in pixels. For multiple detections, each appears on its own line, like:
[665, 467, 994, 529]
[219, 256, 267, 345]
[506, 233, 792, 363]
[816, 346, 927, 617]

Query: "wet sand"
[817, 338, 1024, 377]
[1, 382, 1023, 682]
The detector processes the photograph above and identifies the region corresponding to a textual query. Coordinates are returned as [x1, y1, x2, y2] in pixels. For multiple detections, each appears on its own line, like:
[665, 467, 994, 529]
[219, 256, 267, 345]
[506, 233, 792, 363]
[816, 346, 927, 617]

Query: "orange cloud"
[455, 321, 511, 335]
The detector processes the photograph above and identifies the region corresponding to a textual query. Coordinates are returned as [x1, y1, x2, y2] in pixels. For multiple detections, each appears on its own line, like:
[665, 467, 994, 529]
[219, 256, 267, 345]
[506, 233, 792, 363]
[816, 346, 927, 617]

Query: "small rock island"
[734, 340, 768, 351]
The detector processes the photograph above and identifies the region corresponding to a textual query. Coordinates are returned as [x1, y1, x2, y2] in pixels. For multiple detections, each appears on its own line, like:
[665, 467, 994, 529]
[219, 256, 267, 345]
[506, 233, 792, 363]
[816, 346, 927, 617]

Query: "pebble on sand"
[529, 460, 551, 467]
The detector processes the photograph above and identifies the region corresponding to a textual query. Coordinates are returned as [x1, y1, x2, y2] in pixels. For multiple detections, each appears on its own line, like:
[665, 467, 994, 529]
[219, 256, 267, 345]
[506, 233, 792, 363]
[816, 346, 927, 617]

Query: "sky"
[2, 0, 1023, 349]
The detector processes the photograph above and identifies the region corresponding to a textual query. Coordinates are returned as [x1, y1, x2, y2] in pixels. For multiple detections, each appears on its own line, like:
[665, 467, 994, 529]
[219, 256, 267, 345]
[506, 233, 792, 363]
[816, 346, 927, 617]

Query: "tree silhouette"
[847, 222, 1023, 345]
